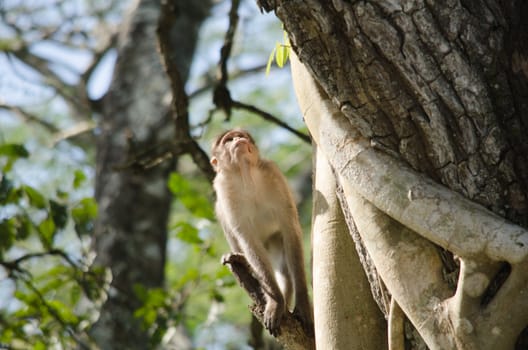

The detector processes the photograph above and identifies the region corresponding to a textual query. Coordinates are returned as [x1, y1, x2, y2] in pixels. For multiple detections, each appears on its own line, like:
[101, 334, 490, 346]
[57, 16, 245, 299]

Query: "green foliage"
[0, 143, 29, 172]
[174, 222, 204, 245]
[168, 172, 214, 220]
[133, 285, 175, 346]
[73, 170, 87, 189]
[0, 145, 105, 349]
[71, 197, 98, 236]
[266, 30, 291, 75]
[153, 170, 252, 346]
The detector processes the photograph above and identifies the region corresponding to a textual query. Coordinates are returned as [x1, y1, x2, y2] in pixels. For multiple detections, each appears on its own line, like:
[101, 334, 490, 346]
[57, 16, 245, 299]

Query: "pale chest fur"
[214, 164, 285, 241]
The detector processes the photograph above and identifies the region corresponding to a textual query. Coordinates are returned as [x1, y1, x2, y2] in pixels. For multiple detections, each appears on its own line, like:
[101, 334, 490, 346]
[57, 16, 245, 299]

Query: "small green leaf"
[168, 173, 214, 219]
[133, 284, 148, 301]
[49, 200, 68, 229]
[179, 268, 200, 286]
[33, 340, 47, 350]
[144, 288, 167, 307]
[73, 170, 87, 189]
[47, 300, 79, 324]
[69, 284, 82, 305]
[56, 189, 69, 200]
[72, 197, 98, 235]
[0, 176, 13, 203]
[266, 46, 277, 75]
[205, 244, 216, 257]
[0, 143, 29, 158]
[14, 290, 34, 303]
[38, 216, 56, 247]
[173, 222, 203, 245]
[275, 43, 289, 68]
[23, 186, 47, 209]
[0, 219, 16, 252]
[15, 216, 32, 240]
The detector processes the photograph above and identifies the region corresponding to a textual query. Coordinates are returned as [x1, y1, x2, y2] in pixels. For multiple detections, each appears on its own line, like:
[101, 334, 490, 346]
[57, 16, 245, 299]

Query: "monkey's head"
[210, 129, 259, 172]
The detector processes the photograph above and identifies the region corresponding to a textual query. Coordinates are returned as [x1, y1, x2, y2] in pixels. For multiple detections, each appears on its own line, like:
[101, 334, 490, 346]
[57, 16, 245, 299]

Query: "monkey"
[210, 128, 313, 336]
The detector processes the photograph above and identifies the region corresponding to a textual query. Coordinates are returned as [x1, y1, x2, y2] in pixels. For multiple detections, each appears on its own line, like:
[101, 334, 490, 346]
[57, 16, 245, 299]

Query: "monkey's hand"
[264, 297, 285, 337]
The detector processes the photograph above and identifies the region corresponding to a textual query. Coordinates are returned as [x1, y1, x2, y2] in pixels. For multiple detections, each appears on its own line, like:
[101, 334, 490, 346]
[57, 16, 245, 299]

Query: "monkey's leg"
[267, 233, 294, 309]
[283, 225, 314, 335]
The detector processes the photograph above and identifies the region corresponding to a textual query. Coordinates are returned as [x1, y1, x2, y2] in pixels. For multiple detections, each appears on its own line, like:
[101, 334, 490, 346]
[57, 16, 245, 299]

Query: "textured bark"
[90, 0, 210, 348]
[270, 0, 528, 224]
[284, 0, 528, 346]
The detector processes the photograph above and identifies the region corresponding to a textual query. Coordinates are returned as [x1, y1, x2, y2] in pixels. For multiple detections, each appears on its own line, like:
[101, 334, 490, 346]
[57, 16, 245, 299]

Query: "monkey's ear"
[210, 157, 218, 171]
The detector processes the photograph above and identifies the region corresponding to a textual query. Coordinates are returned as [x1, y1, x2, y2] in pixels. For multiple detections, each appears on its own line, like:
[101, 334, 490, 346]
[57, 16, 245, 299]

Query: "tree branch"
[0, 104, 59, 133]
[232, 100, 311, 144]
[290, 52, 528, 264]
[291, 49, 528, 350]
[222, 253, 315, 350]
[157, 0, 215, 183]
[188, 64, 267, 99]
[312, 145, 386, 349]
[217, 0, 239, 87]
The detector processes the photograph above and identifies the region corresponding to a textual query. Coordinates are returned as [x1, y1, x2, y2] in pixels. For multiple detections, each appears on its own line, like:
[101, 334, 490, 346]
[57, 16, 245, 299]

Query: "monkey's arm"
[226, 229, 286, 335]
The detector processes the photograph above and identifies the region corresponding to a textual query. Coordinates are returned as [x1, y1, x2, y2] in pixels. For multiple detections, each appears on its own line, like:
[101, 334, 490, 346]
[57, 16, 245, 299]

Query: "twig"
[232, 100, 311, 144]
[212, 0, 241, 117]
[0, 104, 59, 134]
[19, 273, 92, 350]
[217, 0, 240, 86]
[157, 0, 215, 182]
[188, 64, 267, 99]
[0, 249, 73, 272]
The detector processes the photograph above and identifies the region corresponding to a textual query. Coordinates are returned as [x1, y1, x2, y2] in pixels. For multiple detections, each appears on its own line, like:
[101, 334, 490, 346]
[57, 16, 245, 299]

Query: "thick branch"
[312, 146, 386, 349]
[291, 48, 528, 350]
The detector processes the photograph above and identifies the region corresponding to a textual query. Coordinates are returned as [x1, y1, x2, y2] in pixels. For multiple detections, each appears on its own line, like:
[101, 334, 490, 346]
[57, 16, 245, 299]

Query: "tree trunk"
[90, 0, 210, 348]
[259, 0, 528, 349]
[312, 145, 387, 349]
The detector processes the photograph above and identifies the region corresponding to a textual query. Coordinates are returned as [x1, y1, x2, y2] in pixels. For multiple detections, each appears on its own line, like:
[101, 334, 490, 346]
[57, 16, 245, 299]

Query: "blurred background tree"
[0, 0, 311, 348]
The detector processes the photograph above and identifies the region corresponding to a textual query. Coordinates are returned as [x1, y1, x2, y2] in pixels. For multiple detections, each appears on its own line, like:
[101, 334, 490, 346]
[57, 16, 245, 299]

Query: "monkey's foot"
[264, 299, 285, 337]
[293, 306, 315, 337]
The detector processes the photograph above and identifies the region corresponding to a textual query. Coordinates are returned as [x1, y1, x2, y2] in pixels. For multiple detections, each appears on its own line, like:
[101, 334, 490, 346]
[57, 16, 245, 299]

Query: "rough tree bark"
[258, 0, 528, 349]
[90, 0, 211, 348]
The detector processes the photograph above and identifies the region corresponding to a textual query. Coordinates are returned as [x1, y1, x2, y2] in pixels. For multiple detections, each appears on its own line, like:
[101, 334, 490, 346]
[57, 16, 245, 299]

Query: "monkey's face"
[211, 129, 259, 172]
